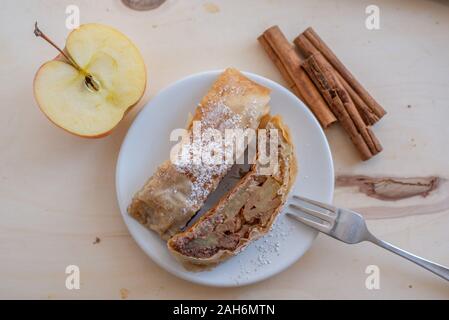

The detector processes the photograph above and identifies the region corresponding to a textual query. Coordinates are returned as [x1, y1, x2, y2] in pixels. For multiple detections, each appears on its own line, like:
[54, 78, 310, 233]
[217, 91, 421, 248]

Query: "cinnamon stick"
[302, 53, 382, 160]
[295, 27, 386, 123]
[258, 35, 304, 100]
[258, 26, 337, 128]
[294, 34, 380, 125]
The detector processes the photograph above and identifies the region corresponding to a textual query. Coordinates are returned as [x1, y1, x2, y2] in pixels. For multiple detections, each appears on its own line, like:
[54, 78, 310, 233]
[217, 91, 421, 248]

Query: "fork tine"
[286, 212, 332, 233]
[292, 195, 337, 212]
[288, 203, 336, 223]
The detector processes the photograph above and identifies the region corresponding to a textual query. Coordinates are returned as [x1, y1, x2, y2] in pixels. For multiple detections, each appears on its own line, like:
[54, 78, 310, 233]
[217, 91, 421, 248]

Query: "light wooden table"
[1, 0, 448, 299]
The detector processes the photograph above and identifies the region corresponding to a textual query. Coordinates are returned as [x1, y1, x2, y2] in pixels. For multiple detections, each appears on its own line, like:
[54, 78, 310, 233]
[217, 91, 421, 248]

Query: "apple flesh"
[34, 24, 146, 138]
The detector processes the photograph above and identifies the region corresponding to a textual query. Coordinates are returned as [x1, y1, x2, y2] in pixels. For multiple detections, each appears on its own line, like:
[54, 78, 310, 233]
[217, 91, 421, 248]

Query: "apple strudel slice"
[167, 115, 297, 269]
[128, 68, 271, 240]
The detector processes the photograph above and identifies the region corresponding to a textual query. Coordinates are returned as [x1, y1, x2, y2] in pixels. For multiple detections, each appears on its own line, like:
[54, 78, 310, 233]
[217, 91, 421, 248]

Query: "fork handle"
[369, 236, 449, 282]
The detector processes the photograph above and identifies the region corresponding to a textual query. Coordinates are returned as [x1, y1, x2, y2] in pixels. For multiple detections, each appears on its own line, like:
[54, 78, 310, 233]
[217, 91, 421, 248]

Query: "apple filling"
[167, 115, 296, 268]
[169, 175, 282, 259]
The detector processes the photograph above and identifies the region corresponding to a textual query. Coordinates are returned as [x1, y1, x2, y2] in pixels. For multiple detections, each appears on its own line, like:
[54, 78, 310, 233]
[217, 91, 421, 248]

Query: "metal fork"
[287, 195, 449, 282]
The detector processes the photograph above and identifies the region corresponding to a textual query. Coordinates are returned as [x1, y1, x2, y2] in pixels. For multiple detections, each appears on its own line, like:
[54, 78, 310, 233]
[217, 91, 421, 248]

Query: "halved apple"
[34, 23, 147, 138]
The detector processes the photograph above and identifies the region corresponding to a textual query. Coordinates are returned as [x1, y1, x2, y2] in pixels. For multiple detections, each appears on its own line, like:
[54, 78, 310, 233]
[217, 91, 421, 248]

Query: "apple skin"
[33, 25, 147, 138]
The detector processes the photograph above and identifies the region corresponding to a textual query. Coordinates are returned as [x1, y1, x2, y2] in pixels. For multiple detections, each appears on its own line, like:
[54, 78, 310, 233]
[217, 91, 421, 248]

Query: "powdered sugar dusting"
[173, 79, 264, 213]
[232, 216, 294, 285]
[175, 98, 244, 210]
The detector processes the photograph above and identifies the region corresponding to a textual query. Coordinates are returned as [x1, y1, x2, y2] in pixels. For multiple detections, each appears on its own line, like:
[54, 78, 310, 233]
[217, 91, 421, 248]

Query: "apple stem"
[34, 22, 81, 71]
[34, 22, 100, 92]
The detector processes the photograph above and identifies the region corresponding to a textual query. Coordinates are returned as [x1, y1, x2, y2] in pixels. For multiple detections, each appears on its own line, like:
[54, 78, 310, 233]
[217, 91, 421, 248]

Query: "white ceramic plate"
[116, 70, 334, 287]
